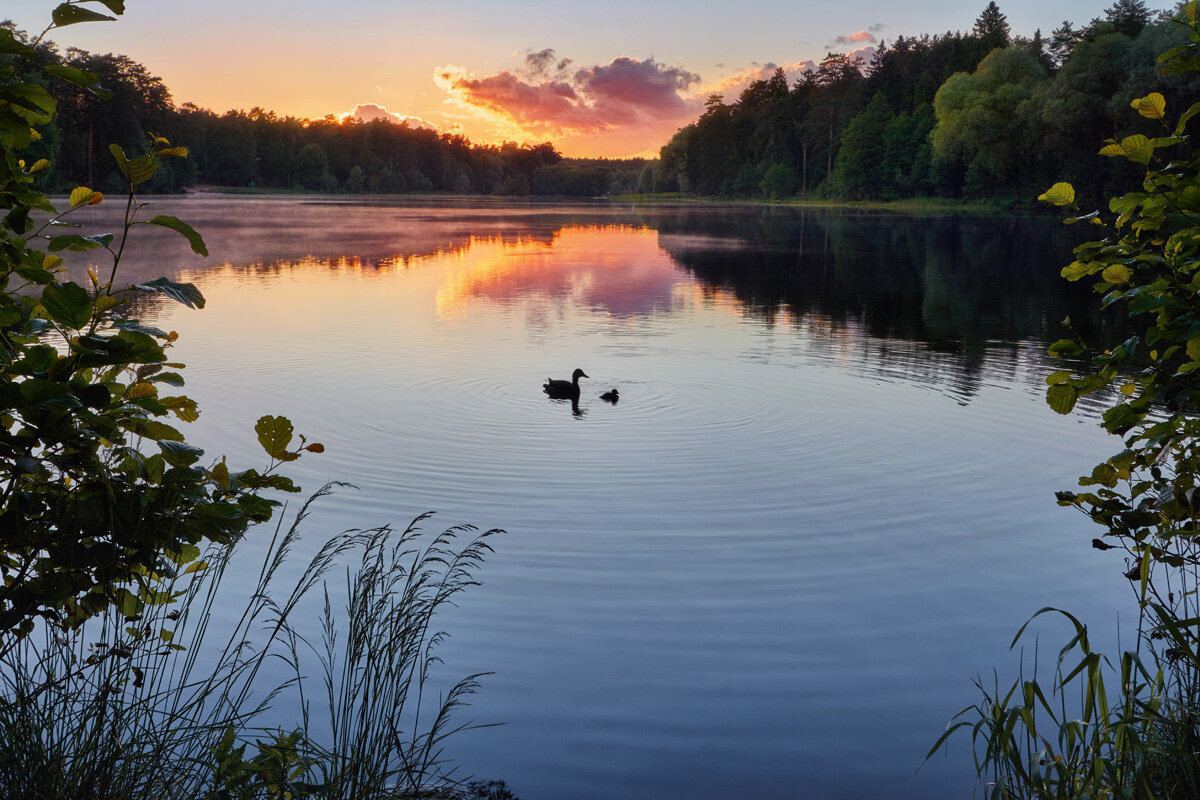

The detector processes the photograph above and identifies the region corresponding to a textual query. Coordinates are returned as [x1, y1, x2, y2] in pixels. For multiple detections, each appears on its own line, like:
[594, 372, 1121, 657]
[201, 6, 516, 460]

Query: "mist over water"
[72, 196, 1131, 799]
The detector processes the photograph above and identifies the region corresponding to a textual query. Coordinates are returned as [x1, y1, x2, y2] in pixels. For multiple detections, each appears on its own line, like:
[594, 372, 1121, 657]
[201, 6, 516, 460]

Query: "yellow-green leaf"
[1102, 264, 1133, 284]
[1039, 182, 1076, 206]
[1061, 261, 1095, 281]
[1120, 382, 1137, 396]
[211, 458, 229, 490]
[1121, 134, 1154, 166]
[69, 186, 96, 207]
[1187, 336, 1200, 361]
[125, 382, 158, 399]
[1099, 144, 1124, 157]
[28, 158, 50, 173]
[94, 294, 123, 313]
[1046, 371, 1072, 385]
[1131, 93, 1166, 120]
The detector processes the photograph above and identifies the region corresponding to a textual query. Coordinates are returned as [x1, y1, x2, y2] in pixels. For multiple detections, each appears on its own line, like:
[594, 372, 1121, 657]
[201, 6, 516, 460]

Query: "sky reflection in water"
[71, 197, 1132, 800]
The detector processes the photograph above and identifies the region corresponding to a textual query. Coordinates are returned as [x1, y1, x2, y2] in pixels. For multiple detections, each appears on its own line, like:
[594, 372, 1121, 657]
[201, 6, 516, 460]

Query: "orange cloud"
[695, 60, 815, 101]
[434, 52, 702, 155]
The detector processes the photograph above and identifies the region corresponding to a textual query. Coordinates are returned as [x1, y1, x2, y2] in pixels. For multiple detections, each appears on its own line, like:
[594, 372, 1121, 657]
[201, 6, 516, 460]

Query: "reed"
[0, 484, 504, 799]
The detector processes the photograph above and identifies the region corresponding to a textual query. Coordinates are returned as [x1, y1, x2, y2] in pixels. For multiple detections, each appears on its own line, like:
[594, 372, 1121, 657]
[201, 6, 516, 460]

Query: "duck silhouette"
[543, 368, 588, 400]
[599, 389, 619, 403]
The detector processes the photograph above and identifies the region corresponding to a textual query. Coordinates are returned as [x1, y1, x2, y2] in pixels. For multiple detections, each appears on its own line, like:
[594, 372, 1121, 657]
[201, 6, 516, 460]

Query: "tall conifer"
[973, 2, 1011, 50]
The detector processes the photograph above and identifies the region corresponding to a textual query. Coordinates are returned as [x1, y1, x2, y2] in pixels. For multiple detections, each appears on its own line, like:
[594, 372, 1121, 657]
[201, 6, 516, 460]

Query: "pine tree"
[1049, 20, 1082, 66]
[1104, 0, 1151, 38]
[973, 2, 1011, 51]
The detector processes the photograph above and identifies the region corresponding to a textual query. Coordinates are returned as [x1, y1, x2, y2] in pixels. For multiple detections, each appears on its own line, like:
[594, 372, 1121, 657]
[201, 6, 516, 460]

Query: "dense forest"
[6, 1, 1196, 204]
[650, 0, 1200, 206]
[2, 20, 645, 197]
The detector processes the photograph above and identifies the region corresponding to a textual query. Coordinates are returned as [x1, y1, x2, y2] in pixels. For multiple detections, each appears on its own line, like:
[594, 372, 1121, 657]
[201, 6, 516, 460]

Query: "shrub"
[933, 4, 1200, 796]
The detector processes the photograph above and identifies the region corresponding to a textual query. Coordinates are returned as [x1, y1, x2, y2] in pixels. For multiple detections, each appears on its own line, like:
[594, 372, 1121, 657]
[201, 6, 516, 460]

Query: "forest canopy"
[6, 1, 1193, 204]
[650, 0, 1200, 206]
[0, 20, 645, 197]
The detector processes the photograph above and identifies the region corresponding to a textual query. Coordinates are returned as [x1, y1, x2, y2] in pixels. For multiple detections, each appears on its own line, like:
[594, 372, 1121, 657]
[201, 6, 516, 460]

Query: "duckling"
[543, 368, 588, 399]
[599, 388, 619, 403]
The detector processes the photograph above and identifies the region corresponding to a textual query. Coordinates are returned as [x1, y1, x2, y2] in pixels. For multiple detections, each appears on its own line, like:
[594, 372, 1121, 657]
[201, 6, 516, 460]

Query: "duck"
[599, 389, 619, 403]
[543, 368, 588, 399]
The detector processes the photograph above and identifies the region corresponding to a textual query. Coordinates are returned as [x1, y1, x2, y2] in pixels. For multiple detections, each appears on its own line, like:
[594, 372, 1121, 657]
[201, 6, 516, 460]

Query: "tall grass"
[0, 484, 504, 799]
[930, 601, 1200, 798]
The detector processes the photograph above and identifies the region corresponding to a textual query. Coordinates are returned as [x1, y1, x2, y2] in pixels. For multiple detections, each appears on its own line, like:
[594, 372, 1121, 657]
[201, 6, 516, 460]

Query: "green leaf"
[0, 110, 34, 149]
[1047, 383, 1079, 415]
[1046, 371, 1072, 385]
[47, 234, 100, 252]
[148, 215, 208, 256]
[42, 64, 108, 98]
[41, 282, 93, 329]
[133, 278, 205, 309]
[0, 29, 34, 57]
[159, 440, 204, 468]
[1187, 336, 1200, 361]
[108, 143, 129, 174]
[52, 4, 116, 26]
[1039, 182, 1076, 206]
[1176, 101, 1200, 135]
[255, 415, 294, 459]
[123, 417, 184, 442]
[6, 84, 56, 121]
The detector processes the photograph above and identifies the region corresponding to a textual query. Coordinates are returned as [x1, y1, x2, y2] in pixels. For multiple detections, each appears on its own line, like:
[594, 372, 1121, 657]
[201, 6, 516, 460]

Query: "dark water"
[70, 196, 1132, 799]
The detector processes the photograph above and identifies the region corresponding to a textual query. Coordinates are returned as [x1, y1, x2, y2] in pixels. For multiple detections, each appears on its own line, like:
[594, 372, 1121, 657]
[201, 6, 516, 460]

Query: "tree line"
[2, 20, 644, 197]
[649, 0, 1200, 207]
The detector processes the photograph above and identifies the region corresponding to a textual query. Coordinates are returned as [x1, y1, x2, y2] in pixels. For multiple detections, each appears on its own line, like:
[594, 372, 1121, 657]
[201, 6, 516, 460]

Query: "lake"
[69, 196, 1133, 799]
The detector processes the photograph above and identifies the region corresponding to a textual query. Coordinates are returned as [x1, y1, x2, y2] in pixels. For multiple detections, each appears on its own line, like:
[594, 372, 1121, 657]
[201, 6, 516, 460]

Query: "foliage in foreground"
[0, 2, 321, 638]
[0, 484, 505, 799]
[1, 4, 509, 797]
[933, 3, 1200, 797]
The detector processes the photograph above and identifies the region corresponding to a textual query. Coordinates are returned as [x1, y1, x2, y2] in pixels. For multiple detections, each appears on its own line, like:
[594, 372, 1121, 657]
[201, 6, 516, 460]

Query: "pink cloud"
[434, 69, 596, 134]
[835, 30, 877, 45]
[342, 103, 442, 130]
[846, 45, 877, 67]
[435, 53, 702, 143]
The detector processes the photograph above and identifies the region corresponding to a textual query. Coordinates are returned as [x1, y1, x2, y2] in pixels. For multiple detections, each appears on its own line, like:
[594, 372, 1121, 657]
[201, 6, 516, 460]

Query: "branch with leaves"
[0, 2, 319, 641]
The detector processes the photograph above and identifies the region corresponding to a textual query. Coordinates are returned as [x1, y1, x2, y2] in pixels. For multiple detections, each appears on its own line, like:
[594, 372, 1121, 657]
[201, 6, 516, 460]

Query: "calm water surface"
[73, 197, 1133, 799]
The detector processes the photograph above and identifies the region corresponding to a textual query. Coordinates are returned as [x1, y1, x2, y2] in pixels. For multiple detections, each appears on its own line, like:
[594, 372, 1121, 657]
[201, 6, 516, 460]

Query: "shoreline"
[155, 186, 1042, 217]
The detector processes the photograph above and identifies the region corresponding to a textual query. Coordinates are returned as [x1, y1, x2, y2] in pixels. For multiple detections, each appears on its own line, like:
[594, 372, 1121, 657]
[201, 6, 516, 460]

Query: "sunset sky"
[8, 0, 1123, 157]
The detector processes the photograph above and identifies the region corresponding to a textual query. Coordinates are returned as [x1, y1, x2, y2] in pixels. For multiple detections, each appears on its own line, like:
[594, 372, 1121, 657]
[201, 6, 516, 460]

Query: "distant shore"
[167, 185, 1036, 216]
